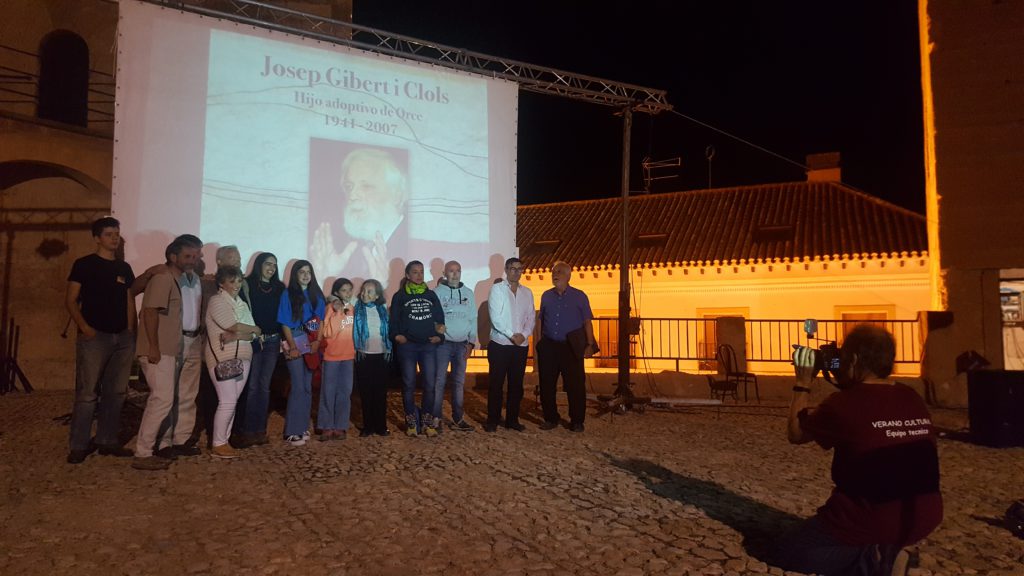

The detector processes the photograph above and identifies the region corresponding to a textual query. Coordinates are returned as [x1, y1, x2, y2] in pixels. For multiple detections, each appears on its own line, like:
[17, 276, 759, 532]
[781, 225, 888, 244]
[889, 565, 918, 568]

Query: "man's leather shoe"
[172, 444, 202, 457]
[570, 423, 585, 433]
[506, 422, 526, 432]
[67, 449, 91, 464]
[229, 434, 253, 449]
[539, 420, 559, 431]
[96, 444, 133, 457]
[154, 446, 178, 460]
[484, 423, 498, 433]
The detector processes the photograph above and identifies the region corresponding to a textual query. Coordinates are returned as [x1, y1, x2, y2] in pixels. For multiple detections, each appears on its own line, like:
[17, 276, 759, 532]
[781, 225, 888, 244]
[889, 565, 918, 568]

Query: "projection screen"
[113, 1, 519, 293]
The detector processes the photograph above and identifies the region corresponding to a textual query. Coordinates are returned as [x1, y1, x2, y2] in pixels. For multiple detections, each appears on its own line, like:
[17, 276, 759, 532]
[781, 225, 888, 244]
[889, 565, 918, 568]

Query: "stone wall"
[919, 0, 1024, 406]
[0, 115, 114, 390]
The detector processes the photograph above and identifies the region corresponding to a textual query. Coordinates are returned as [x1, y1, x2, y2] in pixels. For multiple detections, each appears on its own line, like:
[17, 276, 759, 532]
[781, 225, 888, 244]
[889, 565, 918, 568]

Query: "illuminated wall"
[518, 253, 930, 375]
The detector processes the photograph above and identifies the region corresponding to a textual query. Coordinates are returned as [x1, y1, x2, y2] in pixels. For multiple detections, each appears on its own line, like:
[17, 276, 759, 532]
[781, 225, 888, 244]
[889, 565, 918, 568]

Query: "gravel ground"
[1, 388, 1021, 575]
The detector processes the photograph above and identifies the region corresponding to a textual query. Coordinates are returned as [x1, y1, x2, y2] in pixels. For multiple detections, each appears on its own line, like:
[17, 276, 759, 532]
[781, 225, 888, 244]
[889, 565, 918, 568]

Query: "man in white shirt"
[485, 257, 535, 432]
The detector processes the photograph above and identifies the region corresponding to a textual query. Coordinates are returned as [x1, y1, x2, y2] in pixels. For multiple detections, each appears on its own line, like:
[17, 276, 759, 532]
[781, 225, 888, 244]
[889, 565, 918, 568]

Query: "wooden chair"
[716, 343, 760, 403]
[706, 375, 738, 402]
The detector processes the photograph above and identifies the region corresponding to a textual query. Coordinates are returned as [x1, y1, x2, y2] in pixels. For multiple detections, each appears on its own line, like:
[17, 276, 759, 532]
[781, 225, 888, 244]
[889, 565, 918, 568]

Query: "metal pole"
[1, 230, 11, 356]
[617, 105, 633, 396]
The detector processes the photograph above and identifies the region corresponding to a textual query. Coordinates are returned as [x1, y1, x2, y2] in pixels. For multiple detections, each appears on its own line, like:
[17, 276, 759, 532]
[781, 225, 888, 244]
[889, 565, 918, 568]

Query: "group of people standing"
[65, 218, 599, 471]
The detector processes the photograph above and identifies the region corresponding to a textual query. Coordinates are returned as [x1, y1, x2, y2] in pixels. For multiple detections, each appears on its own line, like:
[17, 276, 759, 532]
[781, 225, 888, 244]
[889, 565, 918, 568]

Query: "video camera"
[793, 319, 842, 385]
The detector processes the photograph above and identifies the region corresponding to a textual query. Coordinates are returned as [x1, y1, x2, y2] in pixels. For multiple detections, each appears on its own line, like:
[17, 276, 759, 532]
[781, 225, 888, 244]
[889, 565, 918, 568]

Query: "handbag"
[290, 332, 312, 355]
[301, 315, 322, 371]
[208, 336, 244, 381]
[303, 350, 321, 371]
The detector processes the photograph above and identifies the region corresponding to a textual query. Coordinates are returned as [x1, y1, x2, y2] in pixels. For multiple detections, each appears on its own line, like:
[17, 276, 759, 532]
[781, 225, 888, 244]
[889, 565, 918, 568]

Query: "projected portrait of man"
[310, 147, 409, 287]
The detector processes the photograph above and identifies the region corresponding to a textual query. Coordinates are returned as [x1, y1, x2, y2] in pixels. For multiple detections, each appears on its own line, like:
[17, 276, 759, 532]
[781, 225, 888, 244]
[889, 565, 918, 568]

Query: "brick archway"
[0, 159, 109, 197]
[0, 160, 112, 390]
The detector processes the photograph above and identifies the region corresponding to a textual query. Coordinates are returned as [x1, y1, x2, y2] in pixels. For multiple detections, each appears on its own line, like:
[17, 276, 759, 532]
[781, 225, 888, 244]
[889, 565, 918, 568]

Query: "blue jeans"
[434, 341, 469, 423]
[284, 356, 313, 437]
[319, 359, 354, 431]
[69, 329, 135, 451]
[398, 341, 437, 417]
[240, 339, 280, 435]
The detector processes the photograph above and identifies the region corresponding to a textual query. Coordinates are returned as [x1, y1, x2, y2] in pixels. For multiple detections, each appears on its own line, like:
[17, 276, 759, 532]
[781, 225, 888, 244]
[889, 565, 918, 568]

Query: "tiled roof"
[517, 181, 927, 271]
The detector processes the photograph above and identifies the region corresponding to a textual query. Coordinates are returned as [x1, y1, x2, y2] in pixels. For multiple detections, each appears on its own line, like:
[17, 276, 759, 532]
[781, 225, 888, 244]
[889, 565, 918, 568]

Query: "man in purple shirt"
[537, 261, 596, 432]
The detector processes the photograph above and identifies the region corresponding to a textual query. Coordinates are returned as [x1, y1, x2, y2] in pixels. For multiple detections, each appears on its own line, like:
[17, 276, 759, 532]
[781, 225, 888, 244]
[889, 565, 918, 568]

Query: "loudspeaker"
[968, 370, 1024, 447]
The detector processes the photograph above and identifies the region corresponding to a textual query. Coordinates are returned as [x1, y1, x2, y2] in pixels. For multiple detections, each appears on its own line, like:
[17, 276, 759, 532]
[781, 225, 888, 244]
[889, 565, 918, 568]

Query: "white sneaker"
[302, 430, 311, 441]
[286, 434, 306, 446]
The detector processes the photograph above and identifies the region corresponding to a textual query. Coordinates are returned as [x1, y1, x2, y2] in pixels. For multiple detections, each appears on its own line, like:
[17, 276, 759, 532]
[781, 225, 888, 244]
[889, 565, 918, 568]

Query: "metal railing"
[469, 317, 921, 371]
[745, 319, 920, 364]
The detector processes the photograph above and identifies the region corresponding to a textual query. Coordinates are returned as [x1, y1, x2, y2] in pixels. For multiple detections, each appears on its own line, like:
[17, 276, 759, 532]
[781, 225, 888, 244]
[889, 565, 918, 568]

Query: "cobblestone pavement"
[1, 389, 1021, 575]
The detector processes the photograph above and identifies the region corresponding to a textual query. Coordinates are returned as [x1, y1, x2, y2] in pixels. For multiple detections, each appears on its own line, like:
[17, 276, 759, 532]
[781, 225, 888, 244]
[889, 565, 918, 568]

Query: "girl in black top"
[234, 252, 285, 445]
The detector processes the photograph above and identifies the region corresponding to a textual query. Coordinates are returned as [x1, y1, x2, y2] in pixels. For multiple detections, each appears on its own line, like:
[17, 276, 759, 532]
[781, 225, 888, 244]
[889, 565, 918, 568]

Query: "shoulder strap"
[207, 331, 240, 362]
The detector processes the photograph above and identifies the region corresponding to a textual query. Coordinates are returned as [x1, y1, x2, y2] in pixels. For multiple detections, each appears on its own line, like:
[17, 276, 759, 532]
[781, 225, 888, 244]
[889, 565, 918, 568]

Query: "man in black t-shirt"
[65, 217, 137, 464]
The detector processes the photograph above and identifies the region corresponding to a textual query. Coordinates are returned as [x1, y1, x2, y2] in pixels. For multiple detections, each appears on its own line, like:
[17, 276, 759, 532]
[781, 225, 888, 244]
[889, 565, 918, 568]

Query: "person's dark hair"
[405, 260, 423, 276]
[358, 279, 386, 306]
[286, 260, 324, 323]
[504, 257, 522, 270]
[399, 260, 424, 291]
[91, 216, 119, 238]
[331, 277, 353, 297]
[840, 324, 896, 380]
[165, 238, 190, 263]
[215, 265, 243, 286]
[174, 234, 203, 248]
[246, 252, 283, 291]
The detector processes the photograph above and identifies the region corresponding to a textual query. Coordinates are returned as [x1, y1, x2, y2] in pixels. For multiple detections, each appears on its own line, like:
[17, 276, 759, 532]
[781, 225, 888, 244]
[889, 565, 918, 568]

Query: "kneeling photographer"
[774, 325, 942, 576]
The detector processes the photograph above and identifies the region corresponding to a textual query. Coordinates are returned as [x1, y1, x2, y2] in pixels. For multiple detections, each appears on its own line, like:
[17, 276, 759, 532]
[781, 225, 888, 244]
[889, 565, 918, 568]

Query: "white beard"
[344, 204, 401, 242]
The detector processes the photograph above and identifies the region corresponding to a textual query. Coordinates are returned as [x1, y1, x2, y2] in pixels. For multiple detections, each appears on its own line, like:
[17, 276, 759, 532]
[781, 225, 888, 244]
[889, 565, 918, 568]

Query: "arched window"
[37, 30, 89, 127]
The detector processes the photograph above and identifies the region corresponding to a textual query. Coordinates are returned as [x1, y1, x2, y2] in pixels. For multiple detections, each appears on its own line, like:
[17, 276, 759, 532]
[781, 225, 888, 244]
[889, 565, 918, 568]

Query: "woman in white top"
[204, 265, 260, 459]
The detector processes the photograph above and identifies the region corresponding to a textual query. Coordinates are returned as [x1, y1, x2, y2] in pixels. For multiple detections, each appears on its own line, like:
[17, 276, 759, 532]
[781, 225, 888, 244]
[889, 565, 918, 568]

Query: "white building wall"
[517, 254, 930, 375]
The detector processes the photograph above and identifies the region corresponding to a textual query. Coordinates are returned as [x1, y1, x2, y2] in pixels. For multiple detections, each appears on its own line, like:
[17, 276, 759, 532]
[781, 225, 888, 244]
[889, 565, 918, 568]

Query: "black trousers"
[486, 342, 528, 426]
[356, 353, 390, 433]
[190, 366, 217, 447]
[537, 338, 587, 426]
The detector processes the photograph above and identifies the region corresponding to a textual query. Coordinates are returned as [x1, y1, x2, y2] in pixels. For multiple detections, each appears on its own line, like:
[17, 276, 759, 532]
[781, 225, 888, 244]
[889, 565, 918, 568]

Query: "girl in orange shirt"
[318, 278, 356, 440]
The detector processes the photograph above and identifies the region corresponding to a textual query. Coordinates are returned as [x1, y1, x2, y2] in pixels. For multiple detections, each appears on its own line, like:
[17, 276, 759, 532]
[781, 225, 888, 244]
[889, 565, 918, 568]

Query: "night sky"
[354, 1, 925, 213]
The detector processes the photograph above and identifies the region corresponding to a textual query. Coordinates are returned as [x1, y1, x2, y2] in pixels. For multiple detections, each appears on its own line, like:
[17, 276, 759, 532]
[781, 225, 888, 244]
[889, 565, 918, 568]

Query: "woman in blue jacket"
[277, 260, 325, 446]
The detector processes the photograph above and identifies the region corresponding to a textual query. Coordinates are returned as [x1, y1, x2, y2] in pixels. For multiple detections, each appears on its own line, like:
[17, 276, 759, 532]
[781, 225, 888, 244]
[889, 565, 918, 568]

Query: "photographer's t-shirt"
[799, 383, 943, 546]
